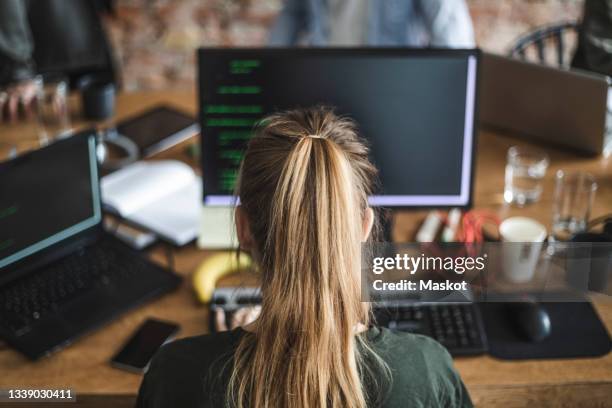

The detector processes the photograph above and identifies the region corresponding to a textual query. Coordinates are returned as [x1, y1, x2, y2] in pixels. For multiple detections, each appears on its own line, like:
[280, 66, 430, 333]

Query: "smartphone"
[115, 105, 198, 157]
[110, 318, 180, 373]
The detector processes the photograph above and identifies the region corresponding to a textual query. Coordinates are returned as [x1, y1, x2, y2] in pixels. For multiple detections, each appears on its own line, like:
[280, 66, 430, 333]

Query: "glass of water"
[34, 75, 71, 142]
[552, 171, 597, 241]
[504, 146, 549, 206]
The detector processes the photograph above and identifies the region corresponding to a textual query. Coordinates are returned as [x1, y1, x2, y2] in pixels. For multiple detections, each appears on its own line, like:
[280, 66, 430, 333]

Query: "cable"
[457, 210, 500, 244]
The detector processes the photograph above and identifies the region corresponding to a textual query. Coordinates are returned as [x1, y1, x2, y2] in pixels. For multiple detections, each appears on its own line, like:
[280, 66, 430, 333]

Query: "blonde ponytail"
[230, 107, 387, 407]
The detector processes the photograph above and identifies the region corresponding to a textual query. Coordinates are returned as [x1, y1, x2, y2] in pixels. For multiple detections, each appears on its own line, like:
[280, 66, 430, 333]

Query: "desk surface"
[1, 90, 611, 408]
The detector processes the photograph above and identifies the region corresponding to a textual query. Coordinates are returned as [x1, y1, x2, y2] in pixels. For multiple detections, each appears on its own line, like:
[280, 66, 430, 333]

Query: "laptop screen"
[0, 133, 101, 270]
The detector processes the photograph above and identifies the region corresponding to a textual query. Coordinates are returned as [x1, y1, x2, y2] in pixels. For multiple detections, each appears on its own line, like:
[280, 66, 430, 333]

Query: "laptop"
[480, 52, 610, 156]
[0, 131, 181, 359]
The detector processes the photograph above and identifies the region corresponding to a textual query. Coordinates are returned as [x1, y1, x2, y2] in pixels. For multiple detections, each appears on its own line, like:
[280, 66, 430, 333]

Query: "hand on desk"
[215, 306, 261, 331]
[0, 80, 38, 122]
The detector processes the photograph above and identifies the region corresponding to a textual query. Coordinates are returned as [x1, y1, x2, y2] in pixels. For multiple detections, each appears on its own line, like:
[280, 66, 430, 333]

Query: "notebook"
[101, 161, 201, 246]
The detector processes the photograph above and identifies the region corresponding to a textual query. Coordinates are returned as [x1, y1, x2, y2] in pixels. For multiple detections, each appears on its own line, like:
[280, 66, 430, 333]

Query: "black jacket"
[572, 0, 612, 77]
[0, 0, 115, 86]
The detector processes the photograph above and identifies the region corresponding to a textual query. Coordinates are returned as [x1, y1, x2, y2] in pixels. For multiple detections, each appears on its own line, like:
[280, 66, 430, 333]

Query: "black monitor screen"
[0, 133, 101, 271]
[198, 48, 478, 207]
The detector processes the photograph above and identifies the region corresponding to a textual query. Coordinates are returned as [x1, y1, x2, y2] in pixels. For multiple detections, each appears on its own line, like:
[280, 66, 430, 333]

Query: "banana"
[192, 252, 252, 304]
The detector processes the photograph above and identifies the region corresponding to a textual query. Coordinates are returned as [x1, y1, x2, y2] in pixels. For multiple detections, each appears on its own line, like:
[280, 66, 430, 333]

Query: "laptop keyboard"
[0, 240, 148, 336]
[373, 303, 488, 356]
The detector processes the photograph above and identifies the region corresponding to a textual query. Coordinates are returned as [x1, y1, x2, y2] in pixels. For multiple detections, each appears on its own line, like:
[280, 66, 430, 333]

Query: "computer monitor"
[198, 48, 479, 208]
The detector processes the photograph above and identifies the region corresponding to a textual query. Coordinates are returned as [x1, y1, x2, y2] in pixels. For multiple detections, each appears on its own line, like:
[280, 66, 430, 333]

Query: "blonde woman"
[136, 107, 472, 408]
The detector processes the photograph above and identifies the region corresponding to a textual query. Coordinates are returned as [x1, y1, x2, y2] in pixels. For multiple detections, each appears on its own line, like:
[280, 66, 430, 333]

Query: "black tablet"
[116, 105, 199, 157]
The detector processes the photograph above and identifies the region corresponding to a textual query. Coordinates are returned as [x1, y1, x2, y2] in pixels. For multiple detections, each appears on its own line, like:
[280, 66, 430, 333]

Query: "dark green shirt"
[136, 327, 473, 408]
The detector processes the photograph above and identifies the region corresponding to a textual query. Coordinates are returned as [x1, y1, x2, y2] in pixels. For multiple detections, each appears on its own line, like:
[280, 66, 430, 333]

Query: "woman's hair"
[230, 106, 387, 407]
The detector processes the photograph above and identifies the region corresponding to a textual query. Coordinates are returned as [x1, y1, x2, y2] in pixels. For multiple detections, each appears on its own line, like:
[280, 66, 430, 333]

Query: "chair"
[509, 21, 580, 68]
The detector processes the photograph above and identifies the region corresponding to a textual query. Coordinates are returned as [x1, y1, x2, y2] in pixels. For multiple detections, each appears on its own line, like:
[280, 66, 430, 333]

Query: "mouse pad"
[480, 301, 611, 360]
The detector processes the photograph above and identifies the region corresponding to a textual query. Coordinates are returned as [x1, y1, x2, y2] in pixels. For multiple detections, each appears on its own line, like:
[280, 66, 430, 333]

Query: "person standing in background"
[0, 0, 116, 122]
[572, 0, 612, 77]
[269, 0, 475, 47]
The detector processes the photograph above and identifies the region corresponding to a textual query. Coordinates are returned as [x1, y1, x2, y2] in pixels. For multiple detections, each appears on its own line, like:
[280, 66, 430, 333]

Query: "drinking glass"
[34, 75, 71, 142]
[551, 171, 597, 242]
[504, 146, 549, 206]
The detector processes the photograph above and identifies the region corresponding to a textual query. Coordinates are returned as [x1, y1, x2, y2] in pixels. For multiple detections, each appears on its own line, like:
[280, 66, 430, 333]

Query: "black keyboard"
[209, 288, 487, 356]
[373, 303, 488, 356]
[0, 240, 151, 336]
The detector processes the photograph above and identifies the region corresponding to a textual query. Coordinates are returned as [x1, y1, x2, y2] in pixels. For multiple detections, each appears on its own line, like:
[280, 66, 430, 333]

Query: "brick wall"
[106, 0, 584, 90]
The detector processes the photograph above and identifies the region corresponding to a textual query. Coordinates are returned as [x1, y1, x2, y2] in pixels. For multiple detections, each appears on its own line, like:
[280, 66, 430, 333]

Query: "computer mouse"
[506, 301, 551, 342]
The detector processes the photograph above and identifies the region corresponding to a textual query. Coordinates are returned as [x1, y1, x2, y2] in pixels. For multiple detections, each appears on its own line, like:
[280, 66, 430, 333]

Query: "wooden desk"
[1, 91, 611, 408]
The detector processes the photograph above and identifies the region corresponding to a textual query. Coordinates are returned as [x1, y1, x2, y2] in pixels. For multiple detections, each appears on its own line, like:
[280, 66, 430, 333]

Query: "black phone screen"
[111, 318, 180, 372]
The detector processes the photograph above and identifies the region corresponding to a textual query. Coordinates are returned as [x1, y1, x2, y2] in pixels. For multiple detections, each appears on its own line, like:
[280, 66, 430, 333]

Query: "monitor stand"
[198, 206, 238, 249]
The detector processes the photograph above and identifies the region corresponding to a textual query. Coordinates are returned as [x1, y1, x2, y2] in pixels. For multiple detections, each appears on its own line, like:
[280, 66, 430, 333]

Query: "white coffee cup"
[499, 217, 547, 283]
